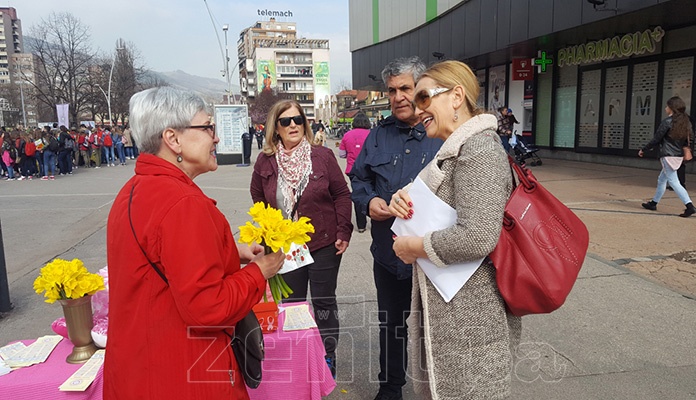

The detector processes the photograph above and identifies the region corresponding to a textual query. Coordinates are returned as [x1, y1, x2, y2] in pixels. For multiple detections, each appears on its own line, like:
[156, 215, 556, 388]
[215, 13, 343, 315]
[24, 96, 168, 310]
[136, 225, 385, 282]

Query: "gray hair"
[381, 56, 426, 86]
[128, 87, 210, 154]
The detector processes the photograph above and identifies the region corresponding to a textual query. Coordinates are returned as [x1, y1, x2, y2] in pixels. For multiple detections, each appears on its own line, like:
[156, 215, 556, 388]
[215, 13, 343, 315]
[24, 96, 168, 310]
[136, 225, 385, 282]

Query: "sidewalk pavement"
[0, 145, 694, 399]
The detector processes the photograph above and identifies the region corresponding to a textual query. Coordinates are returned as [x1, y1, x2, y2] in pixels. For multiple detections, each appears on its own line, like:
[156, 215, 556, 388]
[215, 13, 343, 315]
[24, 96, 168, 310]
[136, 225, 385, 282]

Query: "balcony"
[277, 73, 313, 79]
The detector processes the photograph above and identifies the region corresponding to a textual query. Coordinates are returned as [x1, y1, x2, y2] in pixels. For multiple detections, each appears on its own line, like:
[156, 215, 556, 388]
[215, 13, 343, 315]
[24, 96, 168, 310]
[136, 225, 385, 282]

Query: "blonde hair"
[419, 60, 483, 118]
[263, 100, 314, 155]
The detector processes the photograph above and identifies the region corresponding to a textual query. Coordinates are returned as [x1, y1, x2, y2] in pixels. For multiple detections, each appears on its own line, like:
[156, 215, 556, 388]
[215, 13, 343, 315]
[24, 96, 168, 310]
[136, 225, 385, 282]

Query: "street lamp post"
[95, 84, 109, 124]
[18, 76, 27, 128]
[222, 24, 232, 104]
[97, 46, 125, 126]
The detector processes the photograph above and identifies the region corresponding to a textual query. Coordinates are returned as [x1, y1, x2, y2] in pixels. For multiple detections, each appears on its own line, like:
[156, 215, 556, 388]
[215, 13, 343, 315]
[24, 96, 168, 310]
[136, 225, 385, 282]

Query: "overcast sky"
[10, 0, 352, 91]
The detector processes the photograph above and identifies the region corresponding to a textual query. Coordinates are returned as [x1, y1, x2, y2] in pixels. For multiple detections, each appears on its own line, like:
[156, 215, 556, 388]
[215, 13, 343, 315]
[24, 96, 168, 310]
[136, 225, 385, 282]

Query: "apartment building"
[237, 18, 330, 119]
[0, 7, 22, 84]
[10, 53, 38, 127]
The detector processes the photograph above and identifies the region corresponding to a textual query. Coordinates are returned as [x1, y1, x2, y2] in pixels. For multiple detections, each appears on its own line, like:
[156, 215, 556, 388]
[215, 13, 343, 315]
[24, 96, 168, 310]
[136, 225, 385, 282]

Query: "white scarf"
[276, 137, 313, 219]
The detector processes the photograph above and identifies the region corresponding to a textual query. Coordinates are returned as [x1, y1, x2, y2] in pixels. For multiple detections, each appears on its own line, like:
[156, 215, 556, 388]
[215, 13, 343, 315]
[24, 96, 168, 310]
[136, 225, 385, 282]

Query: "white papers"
[391, 177, 484, 303]
[3, 335, 62, 368]
[0, 359, 11, 376]
[282, 304, 318, 331]
[59, 350, 105, 391]
[0, 342, 27, 361]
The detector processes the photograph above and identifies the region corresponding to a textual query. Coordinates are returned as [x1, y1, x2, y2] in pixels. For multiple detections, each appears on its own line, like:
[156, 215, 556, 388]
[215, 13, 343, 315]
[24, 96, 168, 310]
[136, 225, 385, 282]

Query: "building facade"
[237, 18, 330, 119]
[10, 53, 38, 127]
[349, 0, 696, 170]
[0, 7, 22, 84]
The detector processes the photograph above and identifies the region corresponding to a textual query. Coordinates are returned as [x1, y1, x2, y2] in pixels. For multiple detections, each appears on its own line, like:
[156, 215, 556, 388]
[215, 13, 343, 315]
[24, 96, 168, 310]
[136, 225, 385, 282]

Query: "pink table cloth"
[0, 338, 103, 400]
[0, 302, 334, 400]
[249, 302, 336, 400]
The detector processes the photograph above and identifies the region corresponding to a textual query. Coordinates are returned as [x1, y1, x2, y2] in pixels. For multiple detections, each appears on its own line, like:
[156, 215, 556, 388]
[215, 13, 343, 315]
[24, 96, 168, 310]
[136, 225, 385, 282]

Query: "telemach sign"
[557, 26, 664, 67]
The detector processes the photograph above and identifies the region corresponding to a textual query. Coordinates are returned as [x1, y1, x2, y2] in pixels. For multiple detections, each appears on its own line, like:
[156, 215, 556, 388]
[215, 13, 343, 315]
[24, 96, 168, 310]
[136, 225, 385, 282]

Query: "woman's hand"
[253, 250, 285, 279]
[237, 243, 265, 264]
[388, 189, 414, 220]
[392, 236, 426, 264]
[335, 239, 349, 255]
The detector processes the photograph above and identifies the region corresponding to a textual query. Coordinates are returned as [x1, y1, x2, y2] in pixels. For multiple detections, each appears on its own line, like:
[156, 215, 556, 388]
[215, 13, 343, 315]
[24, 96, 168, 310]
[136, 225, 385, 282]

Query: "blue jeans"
[125, 147, 134, 158]
[116, 143, 126, 164]
[103, 146, 115, 164]
[6, 164, 14, 179]
[653, 158, 692, 205]
[43, 150, 56, 176]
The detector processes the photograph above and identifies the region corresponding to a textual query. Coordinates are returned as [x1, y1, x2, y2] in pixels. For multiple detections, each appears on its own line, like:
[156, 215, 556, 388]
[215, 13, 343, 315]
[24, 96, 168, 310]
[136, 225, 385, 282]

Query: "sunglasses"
[412, 87, 452, 110]
[277, 115, 305, 127]
[185, 124, 216, 138]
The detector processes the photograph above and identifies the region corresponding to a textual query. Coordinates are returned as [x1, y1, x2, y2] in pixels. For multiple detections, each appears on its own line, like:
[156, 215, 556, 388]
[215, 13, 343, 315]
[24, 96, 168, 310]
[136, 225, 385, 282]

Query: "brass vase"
[59, 295, 98, 364]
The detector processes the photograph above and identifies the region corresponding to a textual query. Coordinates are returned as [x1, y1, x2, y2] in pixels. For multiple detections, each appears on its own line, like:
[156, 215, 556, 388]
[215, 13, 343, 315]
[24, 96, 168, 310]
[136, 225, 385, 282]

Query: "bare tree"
[25, 12, 96, 125]
[334, 79, 353, 93]
[248, 89, 291, 125]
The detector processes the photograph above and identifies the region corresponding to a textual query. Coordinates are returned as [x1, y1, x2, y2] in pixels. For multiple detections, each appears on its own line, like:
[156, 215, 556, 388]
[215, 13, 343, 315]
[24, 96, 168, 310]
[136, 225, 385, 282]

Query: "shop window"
[488, 65, 506, 116]
[661, 56, 693, 117]
[554, 65, 578, 148]
[535, 69, 553, 147]
[476, 69, 486, 109]
[601, 66, 627, 149]
[629, 62, 658, 150]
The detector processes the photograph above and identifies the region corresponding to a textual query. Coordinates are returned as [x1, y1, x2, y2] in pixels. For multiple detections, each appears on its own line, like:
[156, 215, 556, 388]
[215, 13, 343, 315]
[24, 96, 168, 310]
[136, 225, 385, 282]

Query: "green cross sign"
[534, 51, 553, 73]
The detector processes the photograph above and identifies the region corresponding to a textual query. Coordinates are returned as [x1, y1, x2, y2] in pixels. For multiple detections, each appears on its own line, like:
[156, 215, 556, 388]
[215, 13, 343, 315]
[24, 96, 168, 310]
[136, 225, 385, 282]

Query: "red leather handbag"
[490, 157, 589, 316]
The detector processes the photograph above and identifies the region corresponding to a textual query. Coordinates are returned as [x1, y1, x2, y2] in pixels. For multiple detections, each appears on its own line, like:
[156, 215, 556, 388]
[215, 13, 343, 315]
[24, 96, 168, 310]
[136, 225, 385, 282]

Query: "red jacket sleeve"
[159, 195, 266, 328]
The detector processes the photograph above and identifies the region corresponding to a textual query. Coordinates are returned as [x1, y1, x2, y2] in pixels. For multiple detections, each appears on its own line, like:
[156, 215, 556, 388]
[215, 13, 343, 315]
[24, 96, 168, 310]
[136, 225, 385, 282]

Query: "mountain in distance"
[151, 70, 241, 103]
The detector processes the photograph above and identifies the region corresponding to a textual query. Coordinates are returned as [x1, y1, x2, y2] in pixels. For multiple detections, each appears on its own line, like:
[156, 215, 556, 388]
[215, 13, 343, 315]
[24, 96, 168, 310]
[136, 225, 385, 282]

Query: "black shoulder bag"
[128, 184, 264, 388]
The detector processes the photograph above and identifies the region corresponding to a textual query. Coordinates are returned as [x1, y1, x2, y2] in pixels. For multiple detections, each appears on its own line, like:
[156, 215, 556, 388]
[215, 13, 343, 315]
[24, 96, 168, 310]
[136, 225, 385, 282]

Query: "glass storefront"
[564, 53, 694, 154]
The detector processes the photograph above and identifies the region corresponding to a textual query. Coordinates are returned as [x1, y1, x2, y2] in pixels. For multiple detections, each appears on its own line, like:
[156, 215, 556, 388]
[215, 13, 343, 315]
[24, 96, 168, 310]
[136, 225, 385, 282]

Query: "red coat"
[104, 154, 266, 399]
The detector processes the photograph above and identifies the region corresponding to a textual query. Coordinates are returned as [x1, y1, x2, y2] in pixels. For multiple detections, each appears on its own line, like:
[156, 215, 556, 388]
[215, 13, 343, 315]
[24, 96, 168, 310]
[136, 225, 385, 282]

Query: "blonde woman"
[389, 60, 521, 399]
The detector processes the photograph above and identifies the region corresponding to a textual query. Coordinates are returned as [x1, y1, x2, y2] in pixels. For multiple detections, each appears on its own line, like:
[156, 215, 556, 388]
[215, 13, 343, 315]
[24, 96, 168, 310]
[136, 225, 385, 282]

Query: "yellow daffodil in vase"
[33, 258, 105, 363]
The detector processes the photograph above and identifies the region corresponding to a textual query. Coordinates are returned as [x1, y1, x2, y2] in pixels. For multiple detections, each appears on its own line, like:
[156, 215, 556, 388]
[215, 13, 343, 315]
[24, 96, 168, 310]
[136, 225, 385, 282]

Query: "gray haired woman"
[104, 87, 284, 399]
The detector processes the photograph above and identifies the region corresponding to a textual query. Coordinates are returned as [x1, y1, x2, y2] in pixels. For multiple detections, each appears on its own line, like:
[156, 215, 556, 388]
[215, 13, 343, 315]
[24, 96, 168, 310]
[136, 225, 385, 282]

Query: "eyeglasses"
[277, 115, 305, 127]
[412, 87, 452, 110]
[184, 124, 216, 138]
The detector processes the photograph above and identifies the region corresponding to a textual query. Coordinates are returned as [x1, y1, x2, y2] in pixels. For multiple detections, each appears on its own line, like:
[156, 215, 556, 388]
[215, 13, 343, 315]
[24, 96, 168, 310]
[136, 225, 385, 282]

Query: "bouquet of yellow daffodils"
[239, 202, 315, 303]
[33, 258, 105, 304]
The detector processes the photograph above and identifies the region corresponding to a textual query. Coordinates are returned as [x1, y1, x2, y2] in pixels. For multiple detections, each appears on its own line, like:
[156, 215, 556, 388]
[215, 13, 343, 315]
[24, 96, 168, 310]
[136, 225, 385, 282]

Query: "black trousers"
[282, 244, 341, 357]
[374, 260, 412, 395]
[354, 202, 367, 230]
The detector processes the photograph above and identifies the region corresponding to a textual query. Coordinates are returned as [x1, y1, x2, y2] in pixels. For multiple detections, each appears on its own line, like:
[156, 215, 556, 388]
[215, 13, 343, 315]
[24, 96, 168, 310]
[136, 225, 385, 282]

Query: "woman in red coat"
[104, 87, 284, 399]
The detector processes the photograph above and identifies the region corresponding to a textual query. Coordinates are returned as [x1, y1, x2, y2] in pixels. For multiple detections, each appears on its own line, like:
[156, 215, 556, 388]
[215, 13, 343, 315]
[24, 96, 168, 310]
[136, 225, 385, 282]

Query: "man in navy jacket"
[349, 56, 442, 400]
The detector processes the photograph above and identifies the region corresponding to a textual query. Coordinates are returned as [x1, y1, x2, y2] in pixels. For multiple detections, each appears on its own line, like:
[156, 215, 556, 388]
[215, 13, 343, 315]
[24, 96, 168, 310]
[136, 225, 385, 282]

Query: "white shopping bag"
[279, 243, 314, 274]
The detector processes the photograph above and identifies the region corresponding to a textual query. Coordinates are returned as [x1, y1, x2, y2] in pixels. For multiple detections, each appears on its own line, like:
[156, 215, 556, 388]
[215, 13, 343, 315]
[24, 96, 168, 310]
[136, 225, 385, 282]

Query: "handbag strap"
[128, 183, 169, 285]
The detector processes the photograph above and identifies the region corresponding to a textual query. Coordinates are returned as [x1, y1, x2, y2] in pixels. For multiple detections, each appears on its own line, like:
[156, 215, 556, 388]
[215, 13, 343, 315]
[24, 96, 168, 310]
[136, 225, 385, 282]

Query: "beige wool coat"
[407, 114, 522, 400]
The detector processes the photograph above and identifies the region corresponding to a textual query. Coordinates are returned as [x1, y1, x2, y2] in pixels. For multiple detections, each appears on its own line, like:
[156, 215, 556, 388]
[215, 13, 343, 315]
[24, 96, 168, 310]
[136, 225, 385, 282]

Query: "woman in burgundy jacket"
[250, 100, 353, 378]
[104, 87, 284, 399]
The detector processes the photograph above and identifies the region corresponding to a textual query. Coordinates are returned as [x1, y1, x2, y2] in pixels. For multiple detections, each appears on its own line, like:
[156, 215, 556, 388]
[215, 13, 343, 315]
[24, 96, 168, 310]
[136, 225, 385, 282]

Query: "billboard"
[214, 104, 248, 155]
[313, 61, 330, 108]
[257, 60, 276, 92]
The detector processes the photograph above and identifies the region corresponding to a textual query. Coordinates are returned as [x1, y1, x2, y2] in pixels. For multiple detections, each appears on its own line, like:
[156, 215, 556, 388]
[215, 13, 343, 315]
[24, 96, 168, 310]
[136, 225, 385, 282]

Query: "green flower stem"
[261, 243, 294, 304]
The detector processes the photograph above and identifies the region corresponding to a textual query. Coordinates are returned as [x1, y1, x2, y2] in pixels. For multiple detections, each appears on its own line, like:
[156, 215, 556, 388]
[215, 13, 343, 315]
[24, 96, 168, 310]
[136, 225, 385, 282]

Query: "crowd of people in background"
[0, 123, 139, 181]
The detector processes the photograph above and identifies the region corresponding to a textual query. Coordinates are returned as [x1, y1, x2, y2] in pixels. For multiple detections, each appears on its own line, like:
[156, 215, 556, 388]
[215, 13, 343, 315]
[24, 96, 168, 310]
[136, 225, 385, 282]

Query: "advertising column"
[214, 104, 248, 165]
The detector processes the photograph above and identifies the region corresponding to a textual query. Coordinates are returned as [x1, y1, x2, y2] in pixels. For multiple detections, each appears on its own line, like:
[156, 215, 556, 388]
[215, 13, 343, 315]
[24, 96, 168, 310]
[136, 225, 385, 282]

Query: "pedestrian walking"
[338, 112, 372, 232]
[639, 96, 695, 217]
